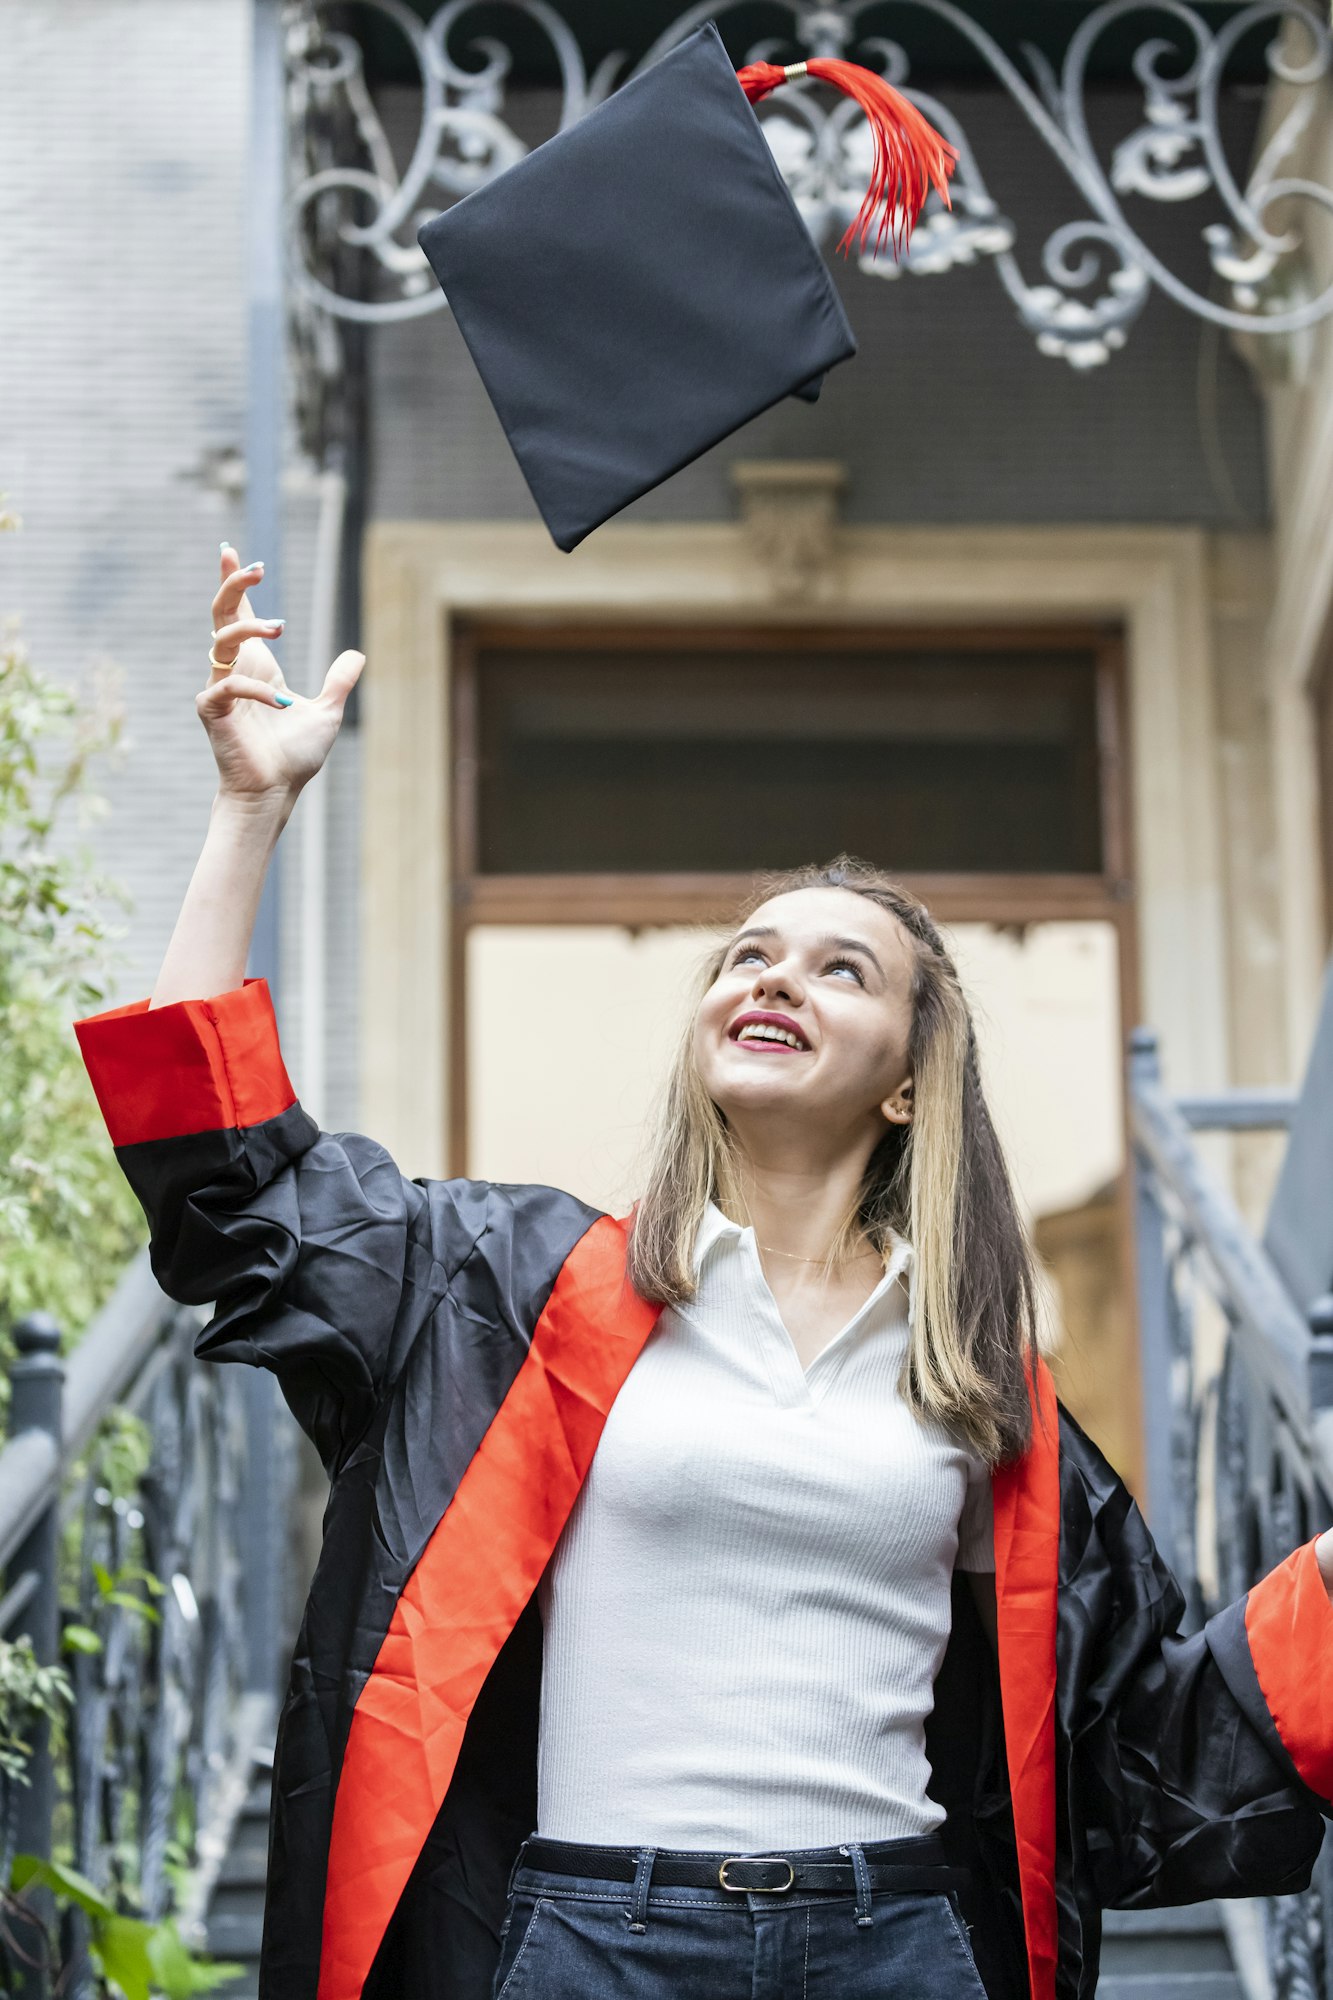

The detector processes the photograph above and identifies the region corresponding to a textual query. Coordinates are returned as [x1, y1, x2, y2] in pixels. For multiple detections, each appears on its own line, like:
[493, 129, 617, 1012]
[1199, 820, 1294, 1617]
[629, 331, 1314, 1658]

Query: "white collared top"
[535, 1201, 995, 1850]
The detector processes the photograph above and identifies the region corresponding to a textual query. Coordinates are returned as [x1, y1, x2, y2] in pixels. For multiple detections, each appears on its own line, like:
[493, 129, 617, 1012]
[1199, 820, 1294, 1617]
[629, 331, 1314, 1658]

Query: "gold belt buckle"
[718, 1856, 796, 1893]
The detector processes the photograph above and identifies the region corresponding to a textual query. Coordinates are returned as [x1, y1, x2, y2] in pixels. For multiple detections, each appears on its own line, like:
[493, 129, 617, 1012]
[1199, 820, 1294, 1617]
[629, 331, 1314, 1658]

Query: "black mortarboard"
[417, 22, 955, 552]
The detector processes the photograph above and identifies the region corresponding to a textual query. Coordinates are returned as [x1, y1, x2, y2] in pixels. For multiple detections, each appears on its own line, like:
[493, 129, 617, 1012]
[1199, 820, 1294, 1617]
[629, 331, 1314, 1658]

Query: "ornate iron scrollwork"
[286, 0, 1333, 375]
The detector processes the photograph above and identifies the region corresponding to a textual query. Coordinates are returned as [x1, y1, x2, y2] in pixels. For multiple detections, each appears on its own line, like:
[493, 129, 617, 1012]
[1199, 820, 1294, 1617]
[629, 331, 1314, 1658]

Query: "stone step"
[217, 1821, 270, 1887]
[1097, 1902, 1243, 2000]
[242, 1776, 272, 1820]
[1100, 1930, 1236, 1974]
[201, 1903, 265, 1955]
[1097, 1980, 1244, 2000]
[199, 1756, 272, 2000]
[208, 1880, 266, 1925]
[1102, 1905, 1230, 1935]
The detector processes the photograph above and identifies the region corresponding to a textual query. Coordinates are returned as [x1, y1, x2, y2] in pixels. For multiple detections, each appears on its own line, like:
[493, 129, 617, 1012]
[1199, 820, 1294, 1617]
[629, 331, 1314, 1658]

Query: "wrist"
[210, 786, 296, 839]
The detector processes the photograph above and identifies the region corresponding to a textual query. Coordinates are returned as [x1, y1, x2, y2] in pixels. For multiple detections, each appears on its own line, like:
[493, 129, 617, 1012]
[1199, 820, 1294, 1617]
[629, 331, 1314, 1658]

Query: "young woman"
[75, 551, 1333, 2000]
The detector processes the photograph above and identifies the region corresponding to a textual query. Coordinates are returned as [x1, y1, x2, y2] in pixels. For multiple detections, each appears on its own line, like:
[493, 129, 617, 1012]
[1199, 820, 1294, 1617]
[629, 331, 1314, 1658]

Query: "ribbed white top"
[535, 1203, 994, 1850]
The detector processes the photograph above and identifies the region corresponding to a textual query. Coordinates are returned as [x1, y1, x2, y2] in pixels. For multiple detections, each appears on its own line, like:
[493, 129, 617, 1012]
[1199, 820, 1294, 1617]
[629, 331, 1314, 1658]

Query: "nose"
[750, 955, 804, 1007]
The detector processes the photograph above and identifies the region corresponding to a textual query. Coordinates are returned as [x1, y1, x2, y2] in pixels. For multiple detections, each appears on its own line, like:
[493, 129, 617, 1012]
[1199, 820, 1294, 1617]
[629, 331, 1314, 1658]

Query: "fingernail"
[274, 693, 294, 708]
[247, 560, 265, 573]
[268, 618, 285, 631]
[220, 540, 232, 553]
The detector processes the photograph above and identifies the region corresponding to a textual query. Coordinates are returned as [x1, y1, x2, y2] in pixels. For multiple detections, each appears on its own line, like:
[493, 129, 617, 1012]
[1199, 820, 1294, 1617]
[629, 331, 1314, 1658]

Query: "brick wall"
[0, 0, 360, 1127]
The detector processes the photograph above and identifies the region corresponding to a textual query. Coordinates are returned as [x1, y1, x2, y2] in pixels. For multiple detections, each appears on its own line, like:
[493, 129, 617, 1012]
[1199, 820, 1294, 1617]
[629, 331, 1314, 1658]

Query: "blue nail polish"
[221, 540, 232, 553]
[274, 693, 294, 708]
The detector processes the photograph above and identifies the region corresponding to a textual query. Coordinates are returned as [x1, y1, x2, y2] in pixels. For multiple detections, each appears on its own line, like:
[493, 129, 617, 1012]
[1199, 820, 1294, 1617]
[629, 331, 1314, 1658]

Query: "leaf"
[111, 1563, 165, 1596]
[12, 1851, 114, 1918]
[128, 1918, 245, 1998]
[145, 1921, 198, 1996]
[145, 1918, 244, 1997]
[94, 1911, 156, 2000]
[61, 1623, 103, 1654]
[180, 1958, 249, 1995]
[106, 1591, 161, 1625]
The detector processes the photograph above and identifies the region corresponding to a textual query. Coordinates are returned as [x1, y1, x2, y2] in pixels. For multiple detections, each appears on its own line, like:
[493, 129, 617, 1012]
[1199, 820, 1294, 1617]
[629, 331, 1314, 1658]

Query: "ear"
[881, 1077, 914, 1127]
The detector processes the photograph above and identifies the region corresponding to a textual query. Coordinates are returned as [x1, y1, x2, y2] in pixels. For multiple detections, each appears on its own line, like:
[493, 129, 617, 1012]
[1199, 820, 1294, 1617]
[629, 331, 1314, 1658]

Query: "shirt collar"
[693, 1200, 914, 1282]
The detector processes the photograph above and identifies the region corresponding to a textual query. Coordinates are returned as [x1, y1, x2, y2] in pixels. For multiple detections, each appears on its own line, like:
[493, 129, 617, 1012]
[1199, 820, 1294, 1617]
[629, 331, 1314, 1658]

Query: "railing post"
[240, 1371, 284, 1694]
[1308, 1294, 1333, 1414]
[6, 1314, 65, 1998]
[1128, 1029, 1180, 1569]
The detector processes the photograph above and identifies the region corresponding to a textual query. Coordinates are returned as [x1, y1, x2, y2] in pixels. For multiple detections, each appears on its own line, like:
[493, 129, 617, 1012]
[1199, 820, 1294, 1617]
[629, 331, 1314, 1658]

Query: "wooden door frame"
[361, 519, 1229, 1185]
[448, 617, 1138, 1180]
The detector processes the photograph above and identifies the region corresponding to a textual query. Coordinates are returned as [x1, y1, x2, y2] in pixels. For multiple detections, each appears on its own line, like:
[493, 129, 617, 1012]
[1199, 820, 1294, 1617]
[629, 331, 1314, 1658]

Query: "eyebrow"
[726, 927, 885, 979]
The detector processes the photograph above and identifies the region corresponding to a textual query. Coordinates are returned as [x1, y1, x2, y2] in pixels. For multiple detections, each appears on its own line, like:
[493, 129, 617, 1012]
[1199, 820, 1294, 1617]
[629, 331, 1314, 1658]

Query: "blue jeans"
[491, 1846, 989, 1999]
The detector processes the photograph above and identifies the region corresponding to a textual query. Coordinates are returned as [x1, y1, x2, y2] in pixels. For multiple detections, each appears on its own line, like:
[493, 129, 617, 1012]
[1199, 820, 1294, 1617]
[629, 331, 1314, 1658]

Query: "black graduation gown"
[74, 976, 1333, 2000]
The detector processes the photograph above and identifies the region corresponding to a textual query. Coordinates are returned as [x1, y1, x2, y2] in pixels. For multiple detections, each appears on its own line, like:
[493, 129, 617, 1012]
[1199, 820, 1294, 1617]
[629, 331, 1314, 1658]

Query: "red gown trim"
[74, 978, 296, 1146]
[1244, 1532, 1333, 1801]
[991, 1355, 1061, 2000]
[315, 1215, 662, 2000]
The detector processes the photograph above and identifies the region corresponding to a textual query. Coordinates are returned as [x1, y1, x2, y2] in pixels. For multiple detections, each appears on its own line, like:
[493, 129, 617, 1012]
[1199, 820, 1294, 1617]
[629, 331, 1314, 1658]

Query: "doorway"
[451, 620, 1141, 1483]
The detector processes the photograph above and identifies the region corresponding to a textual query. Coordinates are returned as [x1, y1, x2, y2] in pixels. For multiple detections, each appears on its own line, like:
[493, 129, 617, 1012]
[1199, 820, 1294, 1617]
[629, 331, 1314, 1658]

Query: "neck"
[723, 1123, 880, 1264]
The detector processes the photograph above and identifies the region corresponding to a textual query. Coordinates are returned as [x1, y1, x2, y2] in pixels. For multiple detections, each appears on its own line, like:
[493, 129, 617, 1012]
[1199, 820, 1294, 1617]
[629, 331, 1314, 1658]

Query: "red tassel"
[736, 58, 957, 259]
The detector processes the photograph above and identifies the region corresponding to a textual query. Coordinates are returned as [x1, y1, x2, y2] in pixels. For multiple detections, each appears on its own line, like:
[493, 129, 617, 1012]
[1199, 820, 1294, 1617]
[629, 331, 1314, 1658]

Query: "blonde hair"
[627, 857, 1039, 1464]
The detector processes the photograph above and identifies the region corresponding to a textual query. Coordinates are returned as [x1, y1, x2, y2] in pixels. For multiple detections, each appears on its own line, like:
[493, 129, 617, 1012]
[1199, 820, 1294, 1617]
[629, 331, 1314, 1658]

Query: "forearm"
[150, 790, 294, 1010]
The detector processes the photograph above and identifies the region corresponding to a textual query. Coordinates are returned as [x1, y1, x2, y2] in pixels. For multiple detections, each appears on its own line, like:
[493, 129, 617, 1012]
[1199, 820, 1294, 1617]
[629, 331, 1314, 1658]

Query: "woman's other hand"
[199, 544, 364, 806]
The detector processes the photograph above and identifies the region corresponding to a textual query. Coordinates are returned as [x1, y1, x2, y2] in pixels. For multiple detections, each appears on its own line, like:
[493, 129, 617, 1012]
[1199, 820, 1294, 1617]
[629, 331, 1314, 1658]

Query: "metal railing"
[1130, 1028, 1333, 2000]
[0, 1251, 296, 1998]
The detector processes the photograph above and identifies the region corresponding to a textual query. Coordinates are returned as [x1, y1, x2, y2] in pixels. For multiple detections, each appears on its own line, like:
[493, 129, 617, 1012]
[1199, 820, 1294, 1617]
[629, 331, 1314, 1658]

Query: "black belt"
[518, 1833, 969, 1897]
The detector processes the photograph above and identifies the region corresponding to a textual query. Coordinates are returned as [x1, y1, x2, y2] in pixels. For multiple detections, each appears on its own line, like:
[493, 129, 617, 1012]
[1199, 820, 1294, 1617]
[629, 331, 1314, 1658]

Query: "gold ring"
[208, 645, 236, 672]
[782, 60, 808, 80]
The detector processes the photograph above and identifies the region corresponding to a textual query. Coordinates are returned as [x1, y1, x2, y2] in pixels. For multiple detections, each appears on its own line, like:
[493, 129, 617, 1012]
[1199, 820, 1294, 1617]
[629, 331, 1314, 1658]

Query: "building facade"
[5, 0, 1333, 1498]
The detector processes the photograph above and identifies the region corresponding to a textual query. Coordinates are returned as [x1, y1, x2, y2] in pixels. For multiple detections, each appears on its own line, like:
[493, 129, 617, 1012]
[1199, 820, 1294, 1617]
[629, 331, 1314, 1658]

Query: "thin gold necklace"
[756, 1241, 882, 1266]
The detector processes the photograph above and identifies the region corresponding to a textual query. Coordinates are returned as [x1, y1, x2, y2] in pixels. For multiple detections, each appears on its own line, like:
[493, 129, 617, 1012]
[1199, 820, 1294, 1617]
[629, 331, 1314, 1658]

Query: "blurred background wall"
[4, 0, 1333, 1508]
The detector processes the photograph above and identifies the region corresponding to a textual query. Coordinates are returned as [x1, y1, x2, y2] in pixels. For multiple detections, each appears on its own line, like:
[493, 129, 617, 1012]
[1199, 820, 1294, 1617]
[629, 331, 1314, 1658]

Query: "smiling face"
[692, 885, 919, 1156]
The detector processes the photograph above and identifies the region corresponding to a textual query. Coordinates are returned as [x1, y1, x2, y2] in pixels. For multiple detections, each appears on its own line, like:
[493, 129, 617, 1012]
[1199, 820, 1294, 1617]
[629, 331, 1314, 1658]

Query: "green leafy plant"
[0, 1634, 71, 1785]
[61, 1411, 164, 1662]
[10, 1856, 244, 2000]
[0, 501, 145, 1357]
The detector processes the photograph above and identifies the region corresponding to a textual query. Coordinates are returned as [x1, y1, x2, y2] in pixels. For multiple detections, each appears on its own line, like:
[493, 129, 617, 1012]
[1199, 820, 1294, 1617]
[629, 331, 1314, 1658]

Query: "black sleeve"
[1056, 1409, 1328, 1910]
[75, 978, 473, 1473]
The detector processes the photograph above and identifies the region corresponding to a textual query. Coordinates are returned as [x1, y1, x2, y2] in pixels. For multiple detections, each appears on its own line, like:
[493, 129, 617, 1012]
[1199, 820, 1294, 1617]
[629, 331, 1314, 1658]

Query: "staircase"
[1100, 1906, 1247, 2000]
[203, 1758, 272, 2000]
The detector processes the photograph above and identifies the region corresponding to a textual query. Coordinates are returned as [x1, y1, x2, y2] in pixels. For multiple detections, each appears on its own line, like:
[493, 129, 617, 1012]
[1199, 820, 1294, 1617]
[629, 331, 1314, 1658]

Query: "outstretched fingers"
[213, 547, 265, 636]
[210, 615, 286, 673]
[196, 672, 293, 719]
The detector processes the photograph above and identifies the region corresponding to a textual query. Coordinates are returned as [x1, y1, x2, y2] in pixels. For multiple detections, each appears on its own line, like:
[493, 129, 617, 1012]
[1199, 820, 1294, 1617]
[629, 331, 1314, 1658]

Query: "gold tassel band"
[782, 61, 808, 80]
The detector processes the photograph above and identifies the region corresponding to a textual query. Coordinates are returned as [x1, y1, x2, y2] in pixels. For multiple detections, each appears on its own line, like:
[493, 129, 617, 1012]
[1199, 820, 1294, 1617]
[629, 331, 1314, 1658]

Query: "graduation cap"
[417, 21, 955, 552]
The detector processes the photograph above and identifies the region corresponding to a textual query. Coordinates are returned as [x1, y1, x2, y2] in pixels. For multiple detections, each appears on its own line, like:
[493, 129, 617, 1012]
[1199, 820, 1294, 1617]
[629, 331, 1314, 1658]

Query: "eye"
[729, 944, 768, 969]
[825, 955, 866, 986]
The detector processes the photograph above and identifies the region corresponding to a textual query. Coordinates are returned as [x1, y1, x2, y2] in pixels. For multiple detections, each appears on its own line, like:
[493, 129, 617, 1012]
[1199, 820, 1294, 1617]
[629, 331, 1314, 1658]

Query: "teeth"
[737, 1023, 805, 1049]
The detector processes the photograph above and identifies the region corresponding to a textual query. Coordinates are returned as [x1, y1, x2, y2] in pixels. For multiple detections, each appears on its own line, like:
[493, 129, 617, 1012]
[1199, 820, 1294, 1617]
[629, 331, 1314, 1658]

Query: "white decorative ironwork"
[286, 0, 1333, 373]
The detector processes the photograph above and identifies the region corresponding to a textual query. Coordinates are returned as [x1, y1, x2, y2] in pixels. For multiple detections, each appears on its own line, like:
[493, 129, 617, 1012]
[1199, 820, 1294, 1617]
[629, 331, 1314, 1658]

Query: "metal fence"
[0, 1252, 294, 1998]
[1130, 1030, 1333, 2000]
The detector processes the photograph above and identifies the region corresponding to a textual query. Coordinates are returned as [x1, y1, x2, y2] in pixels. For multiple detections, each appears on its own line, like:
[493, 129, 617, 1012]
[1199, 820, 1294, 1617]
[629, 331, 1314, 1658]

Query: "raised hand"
[198, 544, 364, 805]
